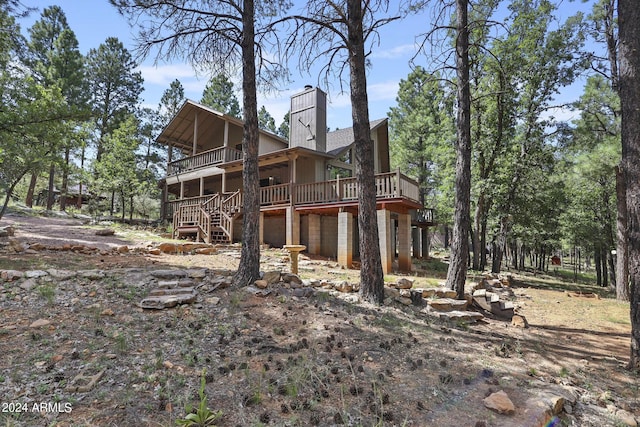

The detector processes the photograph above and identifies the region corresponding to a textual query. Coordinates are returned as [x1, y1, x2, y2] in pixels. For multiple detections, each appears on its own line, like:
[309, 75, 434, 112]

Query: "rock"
[206, 297, 221, 305]
[195, 247, 217, 255]
[30, 318, 52, 328]
[261, 270, 281, 284]
[384, 287, 400, 299]
[117, 246, 129, 253]
[254, 279, 269, 289]
[28, 243, 46, 251]
[396, 296, 413, 306]
[150, 269, 187, 279]
[396, 277, 414, 289]
[334, 281, 353, 293]
[421, 288, 436, 298]
[291, 288, 314, 298]
[101, 308, 115, 316]
[158, 242, 179, 254]
[79, 270, 105, 280]
[615, 409, 638, 427]
[436, 310, 484, 323]
[282, 273, 302, 284]
[428, 298, 468, 312]
[95, 228, 115, 236]
[0, 226, 14, 236]
[9, 239, 26, 252]
[483, 390, 515, 415]
[1, 270, 24, 281]
[511, 314, 529, 328]
[148, 248, 161, 255]
[19, 279, 38, 291]
[434, 288, 458, 298]
[47, 269, 75, 280]
[188, 269, 208, 279]
[25, 270, 48, 279]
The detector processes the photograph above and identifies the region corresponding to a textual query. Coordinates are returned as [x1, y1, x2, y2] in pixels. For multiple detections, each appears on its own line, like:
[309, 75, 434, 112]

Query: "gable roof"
[157, 100, 288, 152]
[325, 118, 387, 156]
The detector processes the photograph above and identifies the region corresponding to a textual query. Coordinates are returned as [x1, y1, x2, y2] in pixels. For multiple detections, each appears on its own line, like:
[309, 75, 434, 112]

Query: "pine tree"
[200, 74, 241, 118]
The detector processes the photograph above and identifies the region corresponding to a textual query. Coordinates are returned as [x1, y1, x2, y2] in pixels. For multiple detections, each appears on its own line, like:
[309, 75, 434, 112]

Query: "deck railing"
[167, 171, 423, 221]
[167, 146, 242, 175]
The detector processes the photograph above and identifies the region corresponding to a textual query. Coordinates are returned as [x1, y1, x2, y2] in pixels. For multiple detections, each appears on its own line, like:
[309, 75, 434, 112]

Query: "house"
[157, 85, 433, 273]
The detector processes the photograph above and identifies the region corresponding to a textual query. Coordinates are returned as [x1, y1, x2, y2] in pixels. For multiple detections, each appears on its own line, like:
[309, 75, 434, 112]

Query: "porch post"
[199, 177, 204, 196]
[308, 214, 321, 255]
[259, 211, 264, 245]
[377, 209, 392, 274]
[337, 211, 353, 268]
[412, 226, 422, 259]
[286, 206, 300, 245]
[223, 120, 229, 148]
[398, 213, 412, 272]
[180, 181, 185, 199]
[192, 111, 198, 155]
[421, 228, 430, 259]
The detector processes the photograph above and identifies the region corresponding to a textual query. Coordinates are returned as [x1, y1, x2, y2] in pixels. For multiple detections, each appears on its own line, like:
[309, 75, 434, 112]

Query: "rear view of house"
[157, 86, 433, 272]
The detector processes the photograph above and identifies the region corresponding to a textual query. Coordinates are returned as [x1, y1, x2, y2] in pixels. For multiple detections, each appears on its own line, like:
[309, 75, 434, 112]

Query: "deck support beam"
[308, 214, 321, 255]
[397, 213, 412, 272]
[337, 212, 353, 268]
[286, 207, 300, 245]
[259, 212, 264, 245]
[412, 227, 422, 259]
[377, 209, 392, 274]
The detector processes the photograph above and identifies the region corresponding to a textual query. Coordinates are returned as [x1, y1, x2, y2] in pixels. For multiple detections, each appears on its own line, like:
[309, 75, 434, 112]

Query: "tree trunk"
[342, 0, 384, 304]
[60, 146, 70, 211]
[77, 145, 85, 210]
[233, 0, 261, 288]
[25, 173, 37, 208]
[46, 163, 56, 211]
[601, 246, 608, 288]
[446, 0, 472, 300]
[593, 246, 602, 286]
[619, 0, 640, 370]
[615, 166, 630, 300]
[491, 216, 508, 274]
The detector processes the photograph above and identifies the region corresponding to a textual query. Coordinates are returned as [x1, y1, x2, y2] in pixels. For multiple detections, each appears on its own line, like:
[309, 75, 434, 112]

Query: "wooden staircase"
[173, 191, 242, 244]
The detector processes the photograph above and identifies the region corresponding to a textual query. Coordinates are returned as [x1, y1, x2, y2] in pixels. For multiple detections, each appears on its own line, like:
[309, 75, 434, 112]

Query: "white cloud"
[368, 80, 400, 102]
[370, 43, 417, 59]
[137, 63, 198, 85]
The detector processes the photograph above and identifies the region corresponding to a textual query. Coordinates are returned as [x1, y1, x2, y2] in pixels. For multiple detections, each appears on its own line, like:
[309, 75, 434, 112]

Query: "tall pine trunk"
[347, 0, 384, 304]
[46, 163, 56, 211]
[618, 0, 640, 369]
[233, 0, 261, 288]
[616, 166, 630, 300]
[25, 173, 37, 208]
[446, 0, 472, 300]
[60, 146, 70, 211]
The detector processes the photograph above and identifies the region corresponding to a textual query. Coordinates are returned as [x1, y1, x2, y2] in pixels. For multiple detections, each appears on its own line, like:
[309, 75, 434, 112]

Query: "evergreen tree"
[86, 37, 143, 163]
[200, 74, 241, 118]
[257, 105, 276, 133]
[159, 78, 185, 127]
[25, 6, 87, 210]
[277, 111, 290, 139]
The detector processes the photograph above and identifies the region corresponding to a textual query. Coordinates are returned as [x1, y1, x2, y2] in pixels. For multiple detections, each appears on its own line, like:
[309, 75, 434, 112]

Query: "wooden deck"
[168, 171, 433, 243]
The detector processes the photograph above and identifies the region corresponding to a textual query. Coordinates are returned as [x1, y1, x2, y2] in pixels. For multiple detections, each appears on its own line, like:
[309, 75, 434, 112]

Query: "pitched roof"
[325, 118, 387, 156]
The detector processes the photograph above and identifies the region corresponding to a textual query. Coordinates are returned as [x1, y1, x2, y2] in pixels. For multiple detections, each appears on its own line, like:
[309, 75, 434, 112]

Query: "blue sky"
[20, 1, 597, 130]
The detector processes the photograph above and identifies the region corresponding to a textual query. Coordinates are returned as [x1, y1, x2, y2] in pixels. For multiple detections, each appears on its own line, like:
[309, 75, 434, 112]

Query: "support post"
[377, 209, 392, 274]
[412, 227, 422, 259]
[337, 212, 353, 268]
[286, 206, 300, 245]
[308, 214, 321, 255]
[259, 212, 264, 245]
[398, 213, 412, 272]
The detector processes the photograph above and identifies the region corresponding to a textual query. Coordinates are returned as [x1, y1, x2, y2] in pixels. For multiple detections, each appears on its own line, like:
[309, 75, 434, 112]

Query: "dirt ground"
[0, 213, 637, 427]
